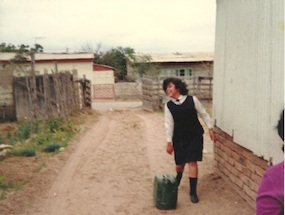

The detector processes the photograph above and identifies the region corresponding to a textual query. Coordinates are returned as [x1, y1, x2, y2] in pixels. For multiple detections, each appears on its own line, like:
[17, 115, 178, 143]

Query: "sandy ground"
[0, 102, 254, 215]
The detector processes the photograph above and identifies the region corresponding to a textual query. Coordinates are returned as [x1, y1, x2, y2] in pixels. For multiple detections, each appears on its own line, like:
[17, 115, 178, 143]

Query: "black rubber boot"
[176, 172, 183, 186]
[189, 177, 199, 203]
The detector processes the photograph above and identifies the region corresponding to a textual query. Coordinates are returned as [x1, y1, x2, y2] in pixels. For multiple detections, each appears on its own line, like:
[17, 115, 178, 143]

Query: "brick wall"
[213, 126, 269, 210]
[93, 84, 115, 99]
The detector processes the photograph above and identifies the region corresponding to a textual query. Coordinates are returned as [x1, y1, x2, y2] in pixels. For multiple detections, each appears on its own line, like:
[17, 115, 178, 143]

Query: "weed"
[6, 130, 12, 139]
[16, 122, 31, 140]
[8, 136, 17, 145]
[34, 135, 49, 145]
[20, 147, 36, 157]
[0, 136, 4, 144]
[0, 176, 26, 200]
[47, 118, 64, 132]
[43, 142, 60, 152]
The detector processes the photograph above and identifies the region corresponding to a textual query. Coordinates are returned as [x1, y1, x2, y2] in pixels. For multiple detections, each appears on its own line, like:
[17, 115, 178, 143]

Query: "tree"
[30, 43, 43, 52]
[0, 42, 44, 53]
[94, 46, 135, 81]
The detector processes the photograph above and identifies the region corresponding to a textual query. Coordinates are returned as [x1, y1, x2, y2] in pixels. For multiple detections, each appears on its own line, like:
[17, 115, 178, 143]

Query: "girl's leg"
[188, 162, 199, 203]
[175, 164, 185, 186]
[188, 161, 198, 177]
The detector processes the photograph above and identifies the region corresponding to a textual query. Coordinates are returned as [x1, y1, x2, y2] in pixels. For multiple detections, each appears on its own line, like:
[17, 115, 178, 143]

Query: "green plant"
[0, 136, 4, 144]
[21, 147, 36, 157]
[0, 176, 26, 200]
[47, 118, 64, 132]
[8, 136, 16, 145]
[34, 135, 49, 145]
[43, 142, 60, 152]
[6, 130, 12, 139]
[17, 122, 31, 140]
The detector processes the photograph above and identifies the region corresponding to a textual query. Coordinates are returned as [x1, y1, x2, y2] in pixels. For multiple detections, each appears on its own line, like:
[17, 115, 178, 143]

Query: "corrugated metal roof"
[0, 52, 94, 62]
[133, 52, 214, 63]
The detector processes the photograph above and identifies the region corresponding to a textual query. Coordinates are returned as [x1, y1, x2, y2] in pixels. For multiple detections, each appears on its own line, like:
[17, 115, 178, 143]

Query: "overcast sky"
[0, 0, 216, 53]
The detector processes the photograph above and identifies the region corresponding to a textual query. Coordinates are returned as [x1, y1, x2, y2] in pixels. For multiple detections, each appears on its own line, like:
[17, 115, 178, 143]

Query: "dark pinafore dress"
[167, 96, 204, 165]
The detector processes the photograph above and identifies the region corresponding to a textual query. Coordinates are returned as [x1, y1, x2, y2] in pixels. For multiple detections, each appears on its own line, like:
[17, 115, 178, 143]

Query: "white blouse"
[164, 95, 213, 142]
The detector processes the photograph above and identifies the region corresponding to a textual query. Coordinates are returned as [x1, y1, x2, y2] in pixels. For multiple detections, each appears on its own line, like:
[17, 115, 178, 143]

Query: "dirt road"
[0, 107, 254, 215]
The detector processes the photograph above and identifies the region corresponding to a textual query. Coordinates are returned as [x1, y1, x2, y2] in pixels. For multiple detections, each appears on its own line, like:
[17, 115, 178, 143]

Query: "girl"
[163, 77, 216, 203]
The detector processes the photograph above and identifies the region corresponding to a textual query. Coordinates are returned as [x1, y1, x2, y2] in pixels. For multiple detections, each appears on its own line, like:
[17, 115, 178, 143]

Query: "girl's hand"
[209, 129, 216, 143]
[167, 142, 173, 155]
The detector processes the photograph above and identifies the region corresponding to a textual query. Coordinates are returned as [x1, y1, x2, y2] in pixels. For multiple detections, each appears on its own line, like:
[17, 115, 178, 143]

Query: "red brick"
[224, 161, 234, 172]
[225, 132, 233, 141]
[230, 174, 243, 188]
[234, 161, 244, 172]
[223, 145, 233, 157]
[213, 126, 222, 135]
[250, 181, 260, 193]
[228, 156, 235, 166]
[241, 166, 251, 178]
[216, 134, 225, 144]
[255, 165, 266, 177]
[251, 172, 262, 185]
[243, 184, 256, 201]
[245, 160, 255, 173]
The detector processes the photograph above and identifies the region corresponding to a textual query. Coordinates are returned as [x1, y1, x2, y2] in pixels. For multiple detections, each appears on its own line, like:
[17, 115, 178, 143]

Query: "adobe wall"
[213, 126, 269, 210]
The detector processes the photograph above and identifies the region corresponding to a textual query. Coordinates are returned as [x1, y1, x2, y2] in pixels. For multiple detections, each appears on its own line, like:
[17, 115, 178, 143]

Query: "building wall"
[93, 70, 115, 99]
[0, 69, 14, 116]
[214, 0, 284, 164]
[114, 82, 142, 99]
[214, 126, 268, 209]
[213, 0, 284, 210]
[127, 61, 213, 81]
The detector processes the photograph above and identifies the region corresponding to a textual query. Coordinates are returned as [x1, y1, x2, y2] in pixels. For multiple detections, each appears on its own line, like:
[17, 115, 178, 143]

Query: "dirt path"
[0, 108, 254, 215]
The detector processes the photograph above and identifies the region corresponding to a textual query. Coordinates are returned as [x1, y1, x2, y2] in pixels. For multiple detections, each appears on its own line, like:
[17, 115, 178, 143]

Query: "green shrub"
[43, 142, 60, 152]
[47, 118, 64, 132]
[17, 122, 31, 140]
[20, 147, 36, 157]
[34, 135, 48, 145]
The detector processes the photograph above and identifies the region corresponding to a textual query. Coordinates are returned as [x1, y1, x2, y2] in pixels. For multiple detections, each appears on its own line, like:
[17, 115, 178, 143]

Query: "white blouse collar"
[171, 95, 187, 104]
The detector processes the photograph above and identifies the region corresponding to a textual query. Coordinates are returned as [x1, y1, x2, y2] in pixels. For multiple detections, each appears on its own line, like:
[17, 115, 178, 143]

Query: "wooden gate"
[141, 77, 160, 112]
[80, 78, 91, 107]
[142, 76, 213, 111]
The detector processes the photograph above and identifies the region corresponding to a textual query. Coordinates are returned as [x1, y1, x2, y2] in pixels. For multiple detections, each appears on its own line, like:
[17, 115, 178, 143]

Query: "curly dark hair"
[162, 77, 189, 95]
[277, 109, 284, 141]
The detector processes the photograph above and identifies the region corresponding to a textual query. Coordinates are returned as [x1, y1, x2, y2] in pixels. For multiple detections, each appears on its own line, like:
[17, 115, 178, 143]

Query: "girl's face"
[166, 82, 180, 99]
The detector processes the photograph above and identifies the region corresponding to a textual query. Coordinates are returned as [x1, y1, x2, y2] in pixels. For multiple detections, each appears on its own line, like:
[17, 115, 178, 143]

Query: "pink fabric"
[256, 161, 284, 215]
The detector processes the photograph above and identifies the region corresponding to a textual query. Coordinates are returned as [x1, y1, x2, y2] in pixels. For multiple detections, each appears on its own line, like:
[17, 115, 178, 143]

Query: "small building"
[0, 52, 94, 78]
[93, 64, 115, 99]
[126, 52, 213, 82]
[213, 0, 284, 209]
[0, 52, 105, 103]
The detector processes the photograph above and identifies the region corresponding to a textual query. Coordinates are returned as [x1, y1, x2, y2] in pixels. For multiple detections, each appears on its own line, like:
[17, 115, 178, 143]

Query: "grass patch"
[0, 176, 26, 200]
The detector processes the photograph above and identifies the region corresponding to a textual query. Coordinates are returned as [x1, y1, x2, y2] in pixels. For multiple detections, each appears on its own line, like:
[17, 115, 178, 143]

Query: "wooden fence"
[141, 76, 213, 112]
[14, 70, 81, 121]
